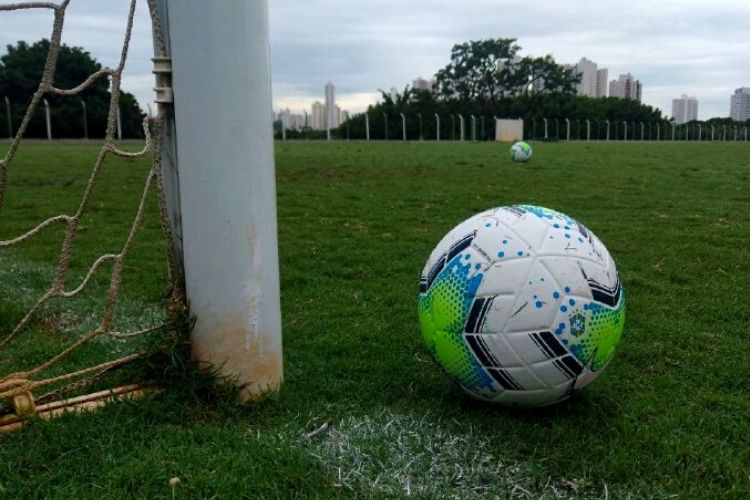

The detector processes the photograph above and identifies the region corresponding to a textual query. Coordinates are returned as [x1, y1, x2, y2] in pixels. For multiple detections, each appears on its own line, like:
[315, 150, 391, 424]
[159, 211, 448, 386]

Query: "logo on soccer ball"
[510, 141, 532, 162]
[418, 205, 625, 407]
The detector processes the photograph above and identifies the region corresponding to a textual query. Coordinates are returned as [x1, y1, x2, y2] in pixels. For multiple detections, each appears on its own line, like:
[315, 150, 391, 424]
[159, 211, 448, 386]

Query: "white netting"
[0, 0, 183, 413]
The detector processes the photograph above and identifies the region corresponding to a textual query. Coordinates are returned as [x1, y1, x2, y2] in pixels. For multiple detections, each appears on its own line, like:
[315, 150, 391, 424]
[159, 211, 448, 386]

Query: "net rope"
[0, 0, 182, 406]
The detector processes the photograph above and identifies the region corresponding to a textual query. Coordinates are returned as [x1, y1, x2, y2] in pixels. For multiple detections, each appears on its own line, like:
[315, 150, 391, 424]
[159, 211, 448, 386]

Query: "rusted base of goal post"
[0, 385, 161, 433]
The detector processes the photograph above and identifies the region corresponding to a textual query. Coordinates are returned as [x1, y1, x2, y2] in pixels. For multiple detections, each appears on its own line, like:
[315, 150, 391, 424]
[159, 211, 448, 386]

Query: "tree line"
[0, 40, 145, 139]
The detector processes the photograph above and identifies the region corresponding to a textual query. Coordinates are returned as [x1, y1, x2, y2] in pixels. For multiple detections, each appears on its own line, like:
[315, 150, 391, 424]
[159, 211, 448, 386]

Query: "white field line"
[302, 409, 613, 499]
[0, 252, 166, 341]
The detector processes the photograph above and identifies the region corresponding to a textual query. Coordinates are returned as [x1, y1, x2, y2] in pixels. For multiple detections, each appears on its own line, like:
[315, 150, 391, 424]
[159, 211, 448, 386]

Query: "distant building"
[325, 82, 338, 130]
[311, 101, 325, 130]
[730, 87, 750, 121]
[672, 95, 699, 124]
[609, 73, 642, 102]
[412, 77, 435, 92]
[596, 68, 609, 97]
[574, 57, 608, 97]
[275, 108, 306, 130]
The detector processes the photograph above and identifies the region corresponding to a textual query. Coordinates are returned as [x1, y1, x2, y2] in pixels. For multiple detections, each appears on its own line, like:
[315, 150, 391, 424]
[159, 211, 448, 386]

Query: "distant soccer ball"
[418, 205, 625, 407]
[510, 141, 532, 162]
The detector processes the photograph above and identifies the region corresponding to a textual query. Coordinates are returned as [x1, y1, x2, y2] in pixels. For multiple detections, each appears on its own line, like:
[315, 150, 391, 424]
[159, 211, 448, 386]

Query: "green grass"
[0, 140, 749, 498]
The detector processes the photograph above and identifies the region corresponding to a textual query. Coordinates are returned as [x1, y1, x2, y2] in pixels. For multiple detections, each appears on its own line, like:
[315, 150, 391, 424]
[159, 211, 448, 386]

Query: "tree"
[518, 55, 578, 96]
[435, 39, 521, 106]
[434, 39, 578, 114]
[0, 39, 145, 139]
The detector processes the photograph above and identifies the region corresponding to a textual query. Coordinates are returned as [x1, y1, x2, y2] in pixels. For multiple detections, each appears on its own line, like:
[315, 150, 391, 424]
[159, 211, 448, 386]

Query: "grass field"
[0, 140, 748, 498]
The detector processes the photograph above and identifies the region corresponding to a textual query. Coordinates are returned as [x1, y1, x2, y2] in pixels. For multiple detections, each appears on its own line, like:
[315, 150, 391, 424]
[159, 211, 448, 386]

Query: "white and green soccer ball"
[510, 141, 532, 162]
[418, 205, 625, 407]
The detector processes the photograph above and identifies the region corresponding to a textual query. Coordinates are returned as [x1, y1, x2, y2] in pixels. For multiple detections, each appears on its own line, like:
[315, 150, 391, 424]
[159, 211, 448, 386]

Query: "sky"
[0, 0, 748, 120]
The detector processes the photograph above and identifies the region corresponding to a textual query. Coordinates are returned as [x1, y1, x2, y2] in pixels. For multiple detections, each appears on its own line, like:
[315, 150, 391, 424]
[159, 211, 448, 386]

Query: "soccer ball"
[418, 205, 625, 407]
[510, 141, 532, 162]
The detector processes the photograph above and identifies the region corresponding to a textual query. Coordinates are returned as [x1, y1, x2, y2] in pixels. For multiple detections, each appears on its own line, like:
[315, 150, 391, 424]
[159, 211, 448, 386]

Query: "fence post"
[43, 98, 52, 140]
[586, 119, 590, 141]
[640, 122, 644, 141]
[623, 121, 627, 141]
[459, 114, 465, 141]
[116, 105, 122, 140]
[3, 96, 11, 139]
[400, 112, 406, 141]
[383, 112, 388, 140]
[565, 118, 570, 141]
[543, 118, 548, 140]
[435, 113, 440, 141]
[470, 115, 476, 141]
[81, 99, 88, 140]
[365, 113, 370, 141]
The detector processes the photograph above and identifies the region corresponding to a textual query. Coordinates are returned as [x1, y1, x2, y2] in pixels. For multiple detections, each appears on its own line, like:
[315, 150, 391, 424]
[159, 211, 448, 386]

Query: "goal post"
[153, 0, 283, 400]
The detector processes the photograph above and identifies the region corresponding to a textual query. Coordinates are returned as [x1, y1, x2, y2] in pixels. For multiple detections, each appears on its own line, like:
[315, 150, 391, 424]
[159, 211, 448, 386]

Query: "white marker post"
[116, 106, 122, 140]
[156, 0, 282, 400]
[43, 99, 52, 140]
[81, 99, 88, 140]
[3, 96, 10, 139]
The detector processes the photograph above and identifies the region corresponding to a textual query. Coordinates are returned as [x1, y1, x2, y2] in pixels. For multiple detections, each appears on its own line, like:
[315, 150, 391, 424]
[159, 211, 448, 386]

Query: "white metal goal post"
[153, 0, 282, 401]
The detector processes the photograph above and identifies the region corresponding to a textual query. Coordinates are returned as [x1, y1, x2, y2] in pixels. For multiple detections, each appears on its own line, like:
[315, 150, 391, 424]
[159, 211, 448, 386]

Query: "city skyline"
[274, 82, 348, 131]
[269, 1, 749, 120]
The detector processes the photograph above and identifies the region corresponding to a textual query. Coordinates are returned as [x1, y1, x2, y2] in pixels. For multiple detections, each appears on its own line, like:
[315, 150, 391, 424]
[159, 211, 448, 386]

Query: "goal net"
[0, 0, 281, 430]
[0, 0, 183, 430]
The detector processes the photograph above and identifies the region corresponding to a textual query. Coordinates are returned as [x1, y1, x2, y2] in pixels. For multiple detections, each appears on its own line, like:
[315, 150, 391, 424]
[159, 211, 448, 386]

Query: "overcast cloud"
[1, 0, 748, 119]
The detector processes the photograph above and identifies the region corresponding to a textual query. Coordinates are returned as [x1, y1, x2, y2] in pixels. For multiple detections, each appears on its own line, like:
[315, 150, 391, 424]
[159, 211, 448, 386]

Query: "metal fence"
[276, 110, 750, 143]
